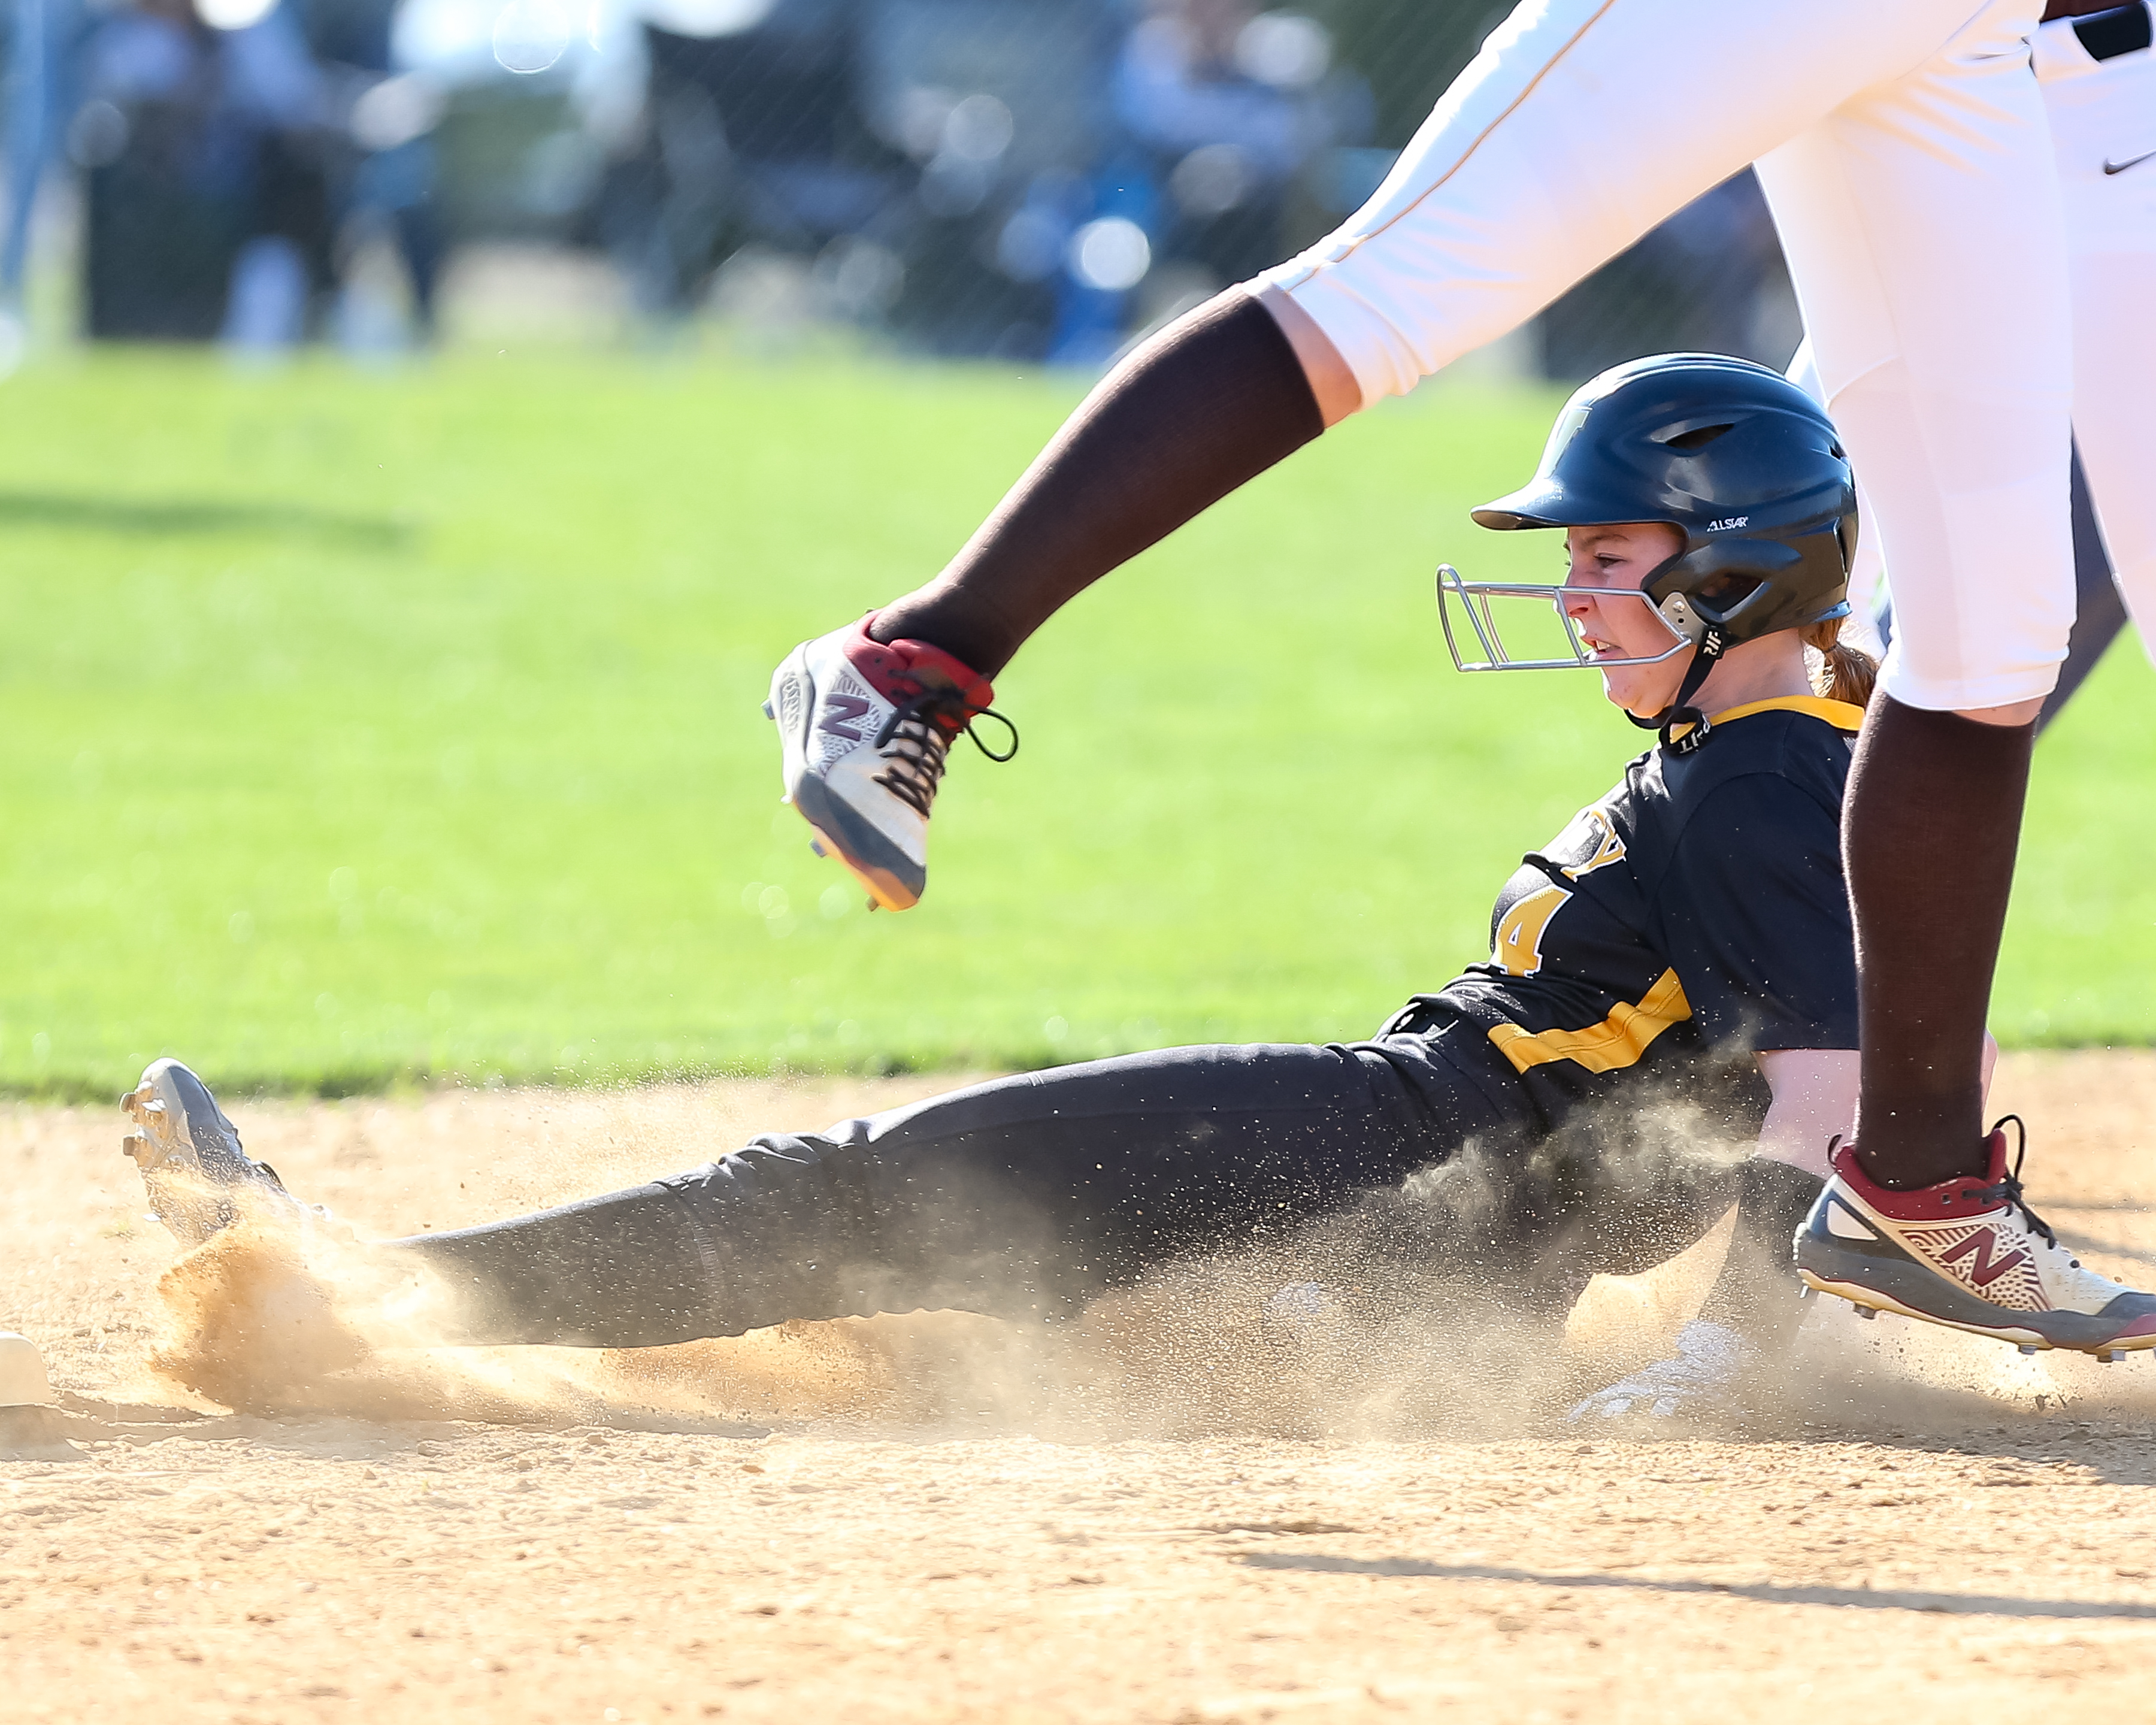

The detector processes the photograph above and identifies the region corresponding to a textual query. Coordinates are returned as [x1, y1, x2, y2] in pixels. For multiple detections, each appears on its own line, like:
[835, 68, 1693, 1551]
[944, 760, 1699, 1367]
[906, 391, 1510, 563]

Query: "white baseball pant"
[1257, 0, 2072, 713]
[1785, 338, 1889, 663]
[2034, 5, 2156, 668]
[1793, 5, 2156, 677]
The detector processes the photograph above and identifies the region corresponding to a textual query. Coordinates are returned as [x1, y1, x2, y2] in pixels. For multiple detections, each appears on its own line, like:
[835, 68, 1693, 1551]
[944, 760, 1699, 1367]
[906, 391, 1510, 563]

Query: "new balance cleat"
[121, 1058, 310, 1248]
[1795, 1120, 2156, 1355]
[765, 616, 1013, 910]
[1567, 1319, 1748, 1421]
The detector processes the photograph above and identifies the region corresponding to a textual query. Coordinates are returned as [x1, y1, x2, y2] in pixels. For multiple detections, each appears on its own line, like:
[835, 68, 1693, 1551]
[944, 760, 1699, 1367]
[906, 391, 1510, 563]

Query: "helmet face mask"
[1437, 564, 1692, 673]
[1442, 353, 1858, 680]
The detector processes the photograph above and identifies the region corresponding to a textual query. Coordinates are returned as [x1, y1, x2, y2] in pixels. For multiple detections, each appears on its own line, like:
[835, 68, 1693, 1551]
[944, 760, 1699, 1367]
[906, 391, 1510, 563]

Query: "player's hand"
[1259, 1280, 1343, 1348]
[1567, 1319, 1748, 1422]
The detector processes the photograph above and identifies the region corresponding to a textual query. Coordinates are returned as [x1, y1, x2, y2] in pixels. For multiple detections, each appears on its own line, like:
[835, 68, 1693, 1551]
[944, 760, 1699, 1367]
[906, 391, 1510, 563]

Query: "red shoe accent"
[846, 616, 994, 718]
[1827, 1131, 2011, 1222]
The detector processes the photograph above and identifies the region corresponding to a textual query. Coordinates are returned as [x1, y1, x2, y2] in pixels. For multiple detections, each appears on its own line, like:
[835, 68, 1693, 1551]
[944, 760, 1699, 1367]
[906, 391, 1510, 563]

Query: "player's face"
[1561, 522, 1689, 715]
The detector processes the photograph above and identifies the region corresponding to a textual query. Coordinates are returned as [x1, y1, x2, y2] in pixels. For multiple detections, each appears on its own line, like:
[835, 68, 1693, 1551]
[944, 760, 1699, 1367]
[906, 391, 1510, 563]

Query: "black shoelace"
[870, 689, 1018, 818]
[1971, 1115, 2063, 1254]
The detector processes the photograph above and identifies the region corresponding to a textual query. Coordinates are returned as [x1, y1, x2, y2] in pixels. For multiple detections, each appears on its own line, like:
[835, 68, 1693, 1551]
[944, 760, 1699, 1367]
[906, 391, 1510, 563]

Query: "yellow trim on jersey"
[1708, 694, 1863, 731]
[1486, 968, 1692, 1076]
[1669, 695, 1864, 743]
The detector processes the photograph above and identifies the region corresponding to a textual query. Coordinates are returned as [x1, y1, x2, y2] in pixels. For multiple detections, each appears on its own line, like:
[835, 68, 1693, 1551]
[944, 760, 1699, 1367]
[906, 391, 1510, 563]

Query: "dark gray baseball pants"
[377, 1026, 1603, 1348]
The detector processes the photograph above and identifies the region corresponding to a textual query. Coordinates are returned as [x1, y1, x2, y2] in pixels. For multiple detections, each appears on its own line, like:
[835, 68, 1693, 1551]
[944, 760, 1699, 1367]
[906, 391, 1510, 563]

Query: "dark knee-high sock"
[871, 289, 1325, 677]
[1843, 695, 2035, 1190]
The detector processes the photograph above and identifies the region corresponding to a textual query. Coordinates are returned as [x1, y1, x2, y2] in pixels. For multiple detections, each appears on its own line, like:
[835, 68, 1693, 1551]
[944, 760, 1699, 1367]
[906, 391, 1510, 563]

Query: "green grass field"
[1, 347, 2149, 1098]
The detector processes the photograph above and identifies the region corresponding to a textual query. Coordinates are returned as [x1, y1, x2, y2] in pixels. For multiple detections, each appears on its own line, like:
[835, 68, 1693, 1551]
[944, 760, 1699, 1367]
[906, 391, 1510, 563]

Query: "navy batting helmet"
[1437, 352, 1859, 748]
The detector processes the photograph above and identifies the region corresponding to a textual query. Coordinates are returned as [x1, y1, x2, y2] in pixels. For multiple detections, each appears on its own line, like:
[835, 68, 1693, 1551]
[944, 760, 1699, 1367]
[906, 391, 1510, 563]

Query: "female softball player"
[120, 357, 2148, 1406]
[764, 0, 2155, 1354]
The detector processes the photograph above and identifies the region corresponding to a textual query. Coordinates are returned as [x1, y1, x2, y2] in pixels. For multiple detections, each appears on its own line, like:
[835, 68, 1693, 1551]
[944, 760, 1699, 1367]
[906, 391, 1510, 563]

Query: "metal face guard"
[1436, 563, 1695, 674]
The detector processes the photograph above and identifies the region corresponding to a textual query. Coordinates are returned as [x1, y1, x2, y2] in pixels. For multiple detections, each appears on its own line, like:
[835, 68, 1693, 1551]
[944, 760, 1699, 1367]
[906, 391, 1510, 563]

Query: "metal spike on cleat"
[2019, 1344, 2040, 1356]
[1855, 1304, 1876, 1320]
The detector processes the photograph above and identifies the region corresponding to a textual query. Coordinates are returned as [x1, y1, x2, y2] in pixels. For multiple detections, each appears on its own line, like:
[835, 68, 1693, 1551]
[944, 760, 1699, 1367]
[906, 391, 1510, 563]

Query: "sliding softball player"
[119, 359, 1864, 1391]
[122, 358, 2155, 1417]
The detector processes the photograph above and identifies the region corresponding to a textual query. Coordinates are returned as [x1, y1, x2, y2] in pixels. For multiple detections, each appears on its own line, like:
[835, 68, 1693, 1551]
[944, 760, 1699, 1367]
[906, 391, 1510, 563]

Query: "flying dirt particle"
[150, 1224, 367, 1409]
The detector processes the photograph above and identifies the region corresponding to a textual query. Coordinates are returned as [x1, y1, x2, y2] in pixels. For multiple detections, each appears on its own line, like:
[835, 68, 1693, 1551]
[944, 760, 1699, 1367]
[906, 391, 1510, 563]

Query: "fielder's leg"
[1856, 449, 2128, 730]
[1760, 0, 2067, 1194]
[1767, 7, 2156, 1349]
[772, 0, 2017, 906]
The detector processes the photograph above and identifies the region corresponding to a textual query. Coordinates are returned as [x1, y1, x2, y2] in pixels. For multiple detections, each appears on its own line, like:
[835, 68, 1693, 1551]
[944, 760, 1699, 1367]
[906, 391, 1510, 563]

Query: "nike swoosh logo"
[2104, 150, 2156, 176]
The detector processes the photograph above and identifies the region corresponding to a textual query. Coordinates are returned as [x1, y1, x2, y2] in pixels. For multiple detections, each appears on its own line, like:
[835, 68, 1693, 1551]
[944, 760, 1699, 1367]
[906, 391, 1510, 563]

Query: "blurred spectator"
[1116, 0, 1315, 181]
[316, 0, 444, 344]
[864, 0, 1119, 362]
[596, 0, 897, 316]
[1114, 1, 1365, 285]
[74, 0, 334, 344]
[4, 0, 86, 341]
[343, 65, 444, 340]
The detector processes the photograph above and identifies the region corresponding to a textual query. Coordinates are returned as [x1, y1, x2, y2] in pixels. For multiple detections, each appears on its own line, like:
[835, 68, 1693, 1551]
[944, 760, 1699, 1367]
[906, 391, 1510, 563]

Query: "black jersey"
[1397, 696, 1861, 1130]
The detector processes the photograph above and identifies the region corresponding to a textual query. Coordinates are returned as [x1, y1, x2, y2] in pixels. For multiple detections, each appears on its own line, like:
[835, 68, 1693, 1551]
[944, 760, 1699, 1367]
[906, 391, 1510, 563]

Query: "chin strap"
[1625, 627, 1728, 756]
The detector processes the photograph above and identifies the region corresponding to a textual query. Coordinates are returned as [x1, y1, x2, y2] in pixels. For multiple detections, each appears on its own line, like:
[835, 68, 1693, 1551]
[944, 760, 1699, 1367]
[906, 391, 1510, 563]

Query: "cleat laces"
[1972, 1115, 2064, 1255]
[870, 688, 1018, 818]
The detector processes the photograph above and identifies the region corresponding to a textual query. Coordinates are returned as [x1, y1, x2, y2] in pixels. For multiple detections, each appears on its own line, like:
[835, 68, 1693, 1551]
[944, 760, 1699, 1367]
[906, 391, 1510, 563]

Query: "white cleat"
[1795, 1121, 2156, 1357]
[764, 617, 1012, 911]
[120, 1058, 311, 1247]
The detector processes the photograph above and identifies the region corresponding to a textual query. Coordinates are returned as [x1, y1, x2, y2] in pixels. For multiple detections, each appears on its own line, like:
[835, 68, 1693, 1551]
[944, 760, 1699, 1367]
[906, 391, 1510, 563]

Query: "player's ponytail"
[1800, 617, 1877, 709]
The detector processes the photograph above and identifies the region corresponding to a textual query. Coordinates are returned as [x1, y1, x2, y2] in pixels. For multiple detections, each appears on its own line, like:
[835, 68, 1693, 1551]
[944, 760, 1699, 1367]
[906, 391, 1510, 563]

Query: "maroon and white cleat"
[1795, 1120, 2156, 1358]
[763, 618, 1013, 911]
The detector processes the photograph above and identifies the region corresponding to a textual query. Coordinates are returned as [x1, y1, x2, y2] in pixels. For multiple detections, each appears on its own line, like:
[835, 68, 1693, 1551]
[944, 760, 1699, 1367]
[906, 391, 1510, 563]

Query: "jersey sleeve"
[1648, 771, 1858, 1052]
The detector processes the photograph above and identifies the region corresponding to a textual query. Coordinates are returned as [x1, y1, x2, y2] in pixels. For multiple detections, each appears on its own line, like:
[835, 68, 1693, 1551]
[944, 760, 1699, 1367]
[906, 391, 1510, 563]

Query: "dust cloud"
[134, 1079, 1758, 1438]
[135, 1072, 2155, 1444]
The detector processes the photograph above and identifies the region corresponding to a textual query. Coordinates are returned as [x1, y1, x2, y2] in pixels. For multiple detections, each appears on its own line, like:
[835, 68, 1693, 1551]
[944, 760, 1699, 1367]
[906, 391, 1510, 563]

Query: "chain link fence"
[3, 0, 1800, 376]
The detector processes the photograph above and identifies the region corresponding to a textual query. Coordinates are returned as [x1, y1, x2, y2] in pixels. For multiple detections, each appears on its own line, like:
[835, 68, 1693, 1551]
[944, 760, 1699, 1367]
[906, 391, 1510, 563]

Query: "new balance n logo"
[1936, 1229, 2030, 1288]
[819, 694, 873, 742]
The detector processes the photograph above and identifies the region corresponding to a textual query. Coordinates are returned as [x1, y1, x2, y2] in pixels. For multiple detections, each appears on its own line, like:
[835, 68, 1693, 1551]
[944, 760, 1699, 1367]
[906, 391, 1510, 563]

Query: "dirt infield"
[7, 1053, 2156, 1724]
